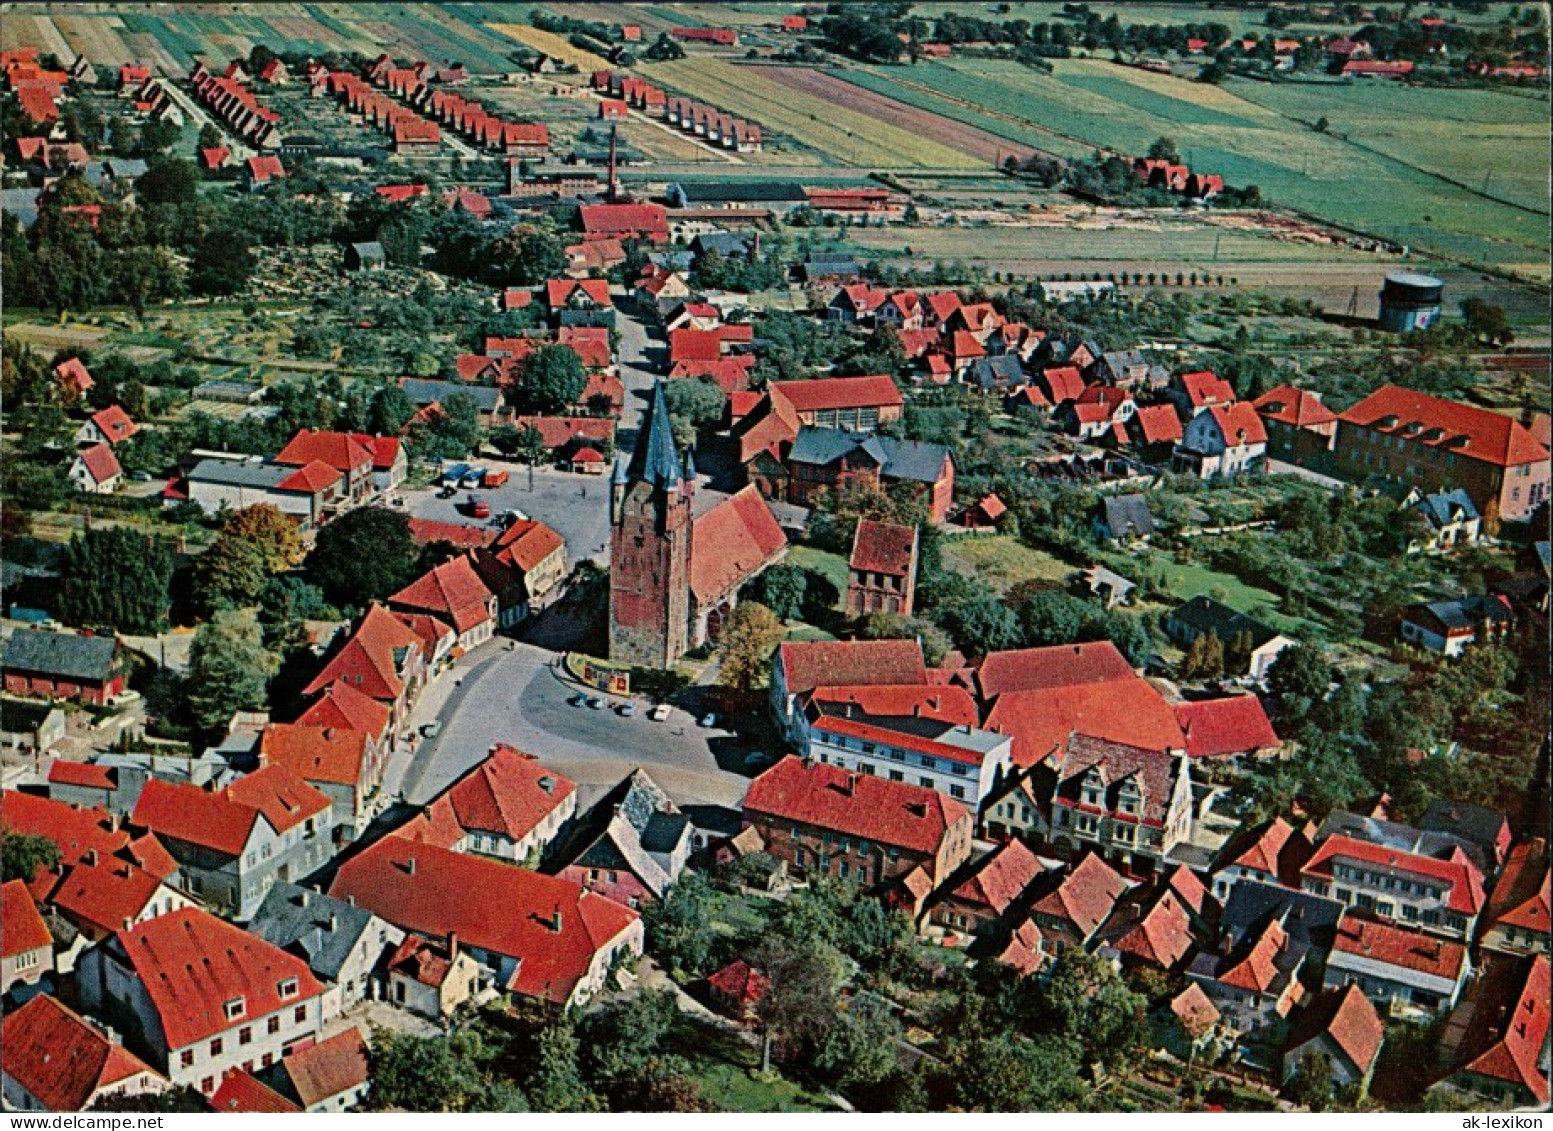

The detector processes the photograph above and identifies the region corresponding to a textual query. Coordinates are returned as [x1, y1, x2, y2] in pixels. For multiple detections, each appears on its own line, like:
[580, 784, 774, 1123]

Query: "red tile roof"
[115, 908, 324, 1049]
[808, 684, 978, 728]
[132, 766, 329, 855]
[769, 375, 902, 415]
[949, 838, 1045, 914]
[350, 432, 404, 472]
[1051, 732, 1183, 827]
[224, 763, 332, 833]
[303, 604, 423, 701]
[1171, 983, 1221, 1036]
[2, 790, 129, 895]
[1253, 384, 1337, 428]
[1032, 852, 1132, 940]
[977, 641, 1135, 701]
[690, 485, 786, 605]
[579, 202, 667, 239]
[48, 760, 117, 790]
[996, 919, 1047, 975]
[1131, 403, 1184, 445]
[330, 837, 639, 1004]
[0, 995, 160, 1111]
[296, 680, 392, 739]
[211, 1069, 302, 1113]
[1484, 838, 1549, 938]
[1218, 817, 1312, 887]
[1174, 695, 1280, 759]
[1288, 984, 1385, 1076]
[1304, 834, 1486, 915]
[777, 639, 926, 698]
[490, 518, 565, 573]
[546, 277, 611, 308]
[389, 556, 494, 634]
[77, 442, 122, 485]
[407, 517, 498, 550]
[275, 429, 372, 473]
[276, 459, 340, 494]
[1448, 954, 1550, 1103]
[1179, 370, 1235, 409]
[246, 154, 285, 182]
[1103, 888, 1196, 969]
[89, 404, 138, 444]
[281, 1027, 369, 1110]
[1217, 915, 1290, 993]
[2, 878, 51, 957]
[409, 745, 575, 847]
[708, 959, 769, 1005]
[985, 678, 1184, 768]
[1040, 366, 1086, 404]
[1206, 401, 1268, 447]
[514, 415, 614, 451]
[1332, 914, 1469, 979]
[1339, 384, 1550, 468]
[259, 724, 370, 788]
[849, 518, 916, 576]
[54, 357, 94, 392]
[744, 756, 968, 860]
[47, 854, 166, 936]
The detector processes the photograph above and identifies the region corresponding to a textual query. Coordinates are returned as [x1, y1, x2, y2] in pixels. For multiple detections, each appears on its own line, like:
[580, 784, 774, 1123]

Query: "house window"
[919, 777, 932, 788]
[949, 785, 965, 800]
[202, 1078, 215, 1094]
[278, 977, 298, 998]
[224, 997, 246, 1020]
[268, 1017, 281, 1035]
[294, 1005, 307, 1024]
[210, 1038, 223, 1056]
[239, 1027, 252, 1046]
[261, 1054, 273, 1069]
[889, 770, 903, 782]
[182, 1050, 196, 1068]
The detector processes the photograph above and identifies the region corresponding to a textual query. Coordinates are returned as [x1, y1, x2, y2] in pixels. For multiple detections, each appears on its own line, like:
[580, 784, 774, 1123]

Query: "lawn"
[786, 545, 849, 602]
[941, 534, 1074, 595]
[665, 1014, 839, 1113]
[1147, 552, 1312, 636]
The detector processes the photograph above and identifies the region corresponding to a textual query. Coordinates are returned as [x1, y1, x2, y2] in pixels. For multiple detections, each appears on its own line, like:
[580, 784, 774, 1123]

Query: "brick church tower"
[609, 381, 693, 668]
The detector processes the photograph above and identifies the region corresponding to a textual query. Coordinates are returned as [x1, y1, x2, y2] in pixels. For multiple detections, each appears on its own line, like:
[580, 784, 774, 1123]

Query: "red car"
[469, 496, 490, 518]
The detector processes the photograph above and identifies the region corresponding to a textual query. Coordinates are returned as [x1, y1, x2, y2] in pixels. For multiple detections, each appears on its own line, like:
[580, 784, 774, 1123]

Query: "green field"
[942, 534, 1075, 594]
[848, 57, 1551, 273]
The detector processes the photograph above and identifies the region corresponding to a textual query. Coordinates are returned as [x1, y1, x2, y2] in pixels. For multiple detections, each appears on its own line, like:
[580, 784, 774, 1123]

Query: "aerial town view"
[0, 0, 1548, 1118]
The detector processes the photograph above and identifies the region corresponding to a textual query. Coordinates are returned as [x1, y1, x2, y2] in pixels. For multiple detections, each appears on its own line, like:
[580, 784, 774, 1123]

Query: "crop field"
[483, 21, 612, 71]
[850, 57, 1550, 274]
[643, 58, 985, 169]
[761, 68, 1033, 166]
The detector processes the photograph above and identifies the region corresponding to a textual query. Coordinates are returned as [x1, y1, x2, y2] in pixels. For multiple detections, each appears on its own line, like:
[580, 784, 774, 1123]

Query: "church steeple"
[625, 381, 682, 488]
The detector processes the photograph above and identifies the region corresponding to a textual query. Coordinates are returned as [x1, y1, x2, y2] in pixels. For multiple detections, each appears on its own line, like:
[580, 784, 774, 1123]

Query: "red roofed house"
[770, 638, 928, 744]
[243, 153, 286, 191]
[76, 404, 138, 446]
[474, 518, 568, 627]
[388, 554, 497, 652]
[1095, 873, 1203, 973]
[2, 879, 53, 993]
[1282, 984, 1386, 1094]
[1173, 695, 1281, 761]
[276, 1025, 371, 1112]
[1175, 401, 1268, 479]
[395, 744, 577, 866]
[1432, 953, 1549, 1108]
[274, 429, 378, 506]
[77, 907, 326, 1095]
[960, 492, 1007, 530]
[1343, 59, 1414, 78]
[1334, 385, 1551, 522]
[43, 849, 194, 944]
[707, 959, 769, 1022]
[302, 603, 428, 729]
[546, 276, 612, 314]
[580, 202, 668, 243]
[1189, 909, 1309, 1040]
[1027, 851, 1135, 956]
[929, 838, 1049, 940]
[258, 724, 386, 842]
[1301, 832, 1486, 941]
[982, 673, 1186, 775]
[847, 518, 918, 616]
[741, 756, 974, 904]
[1480, 838, 1549, 958]
[329, 836, 643, 1008]
[768, 375, 904, 430]
[1253, 383, 1338, 468]
[0, 994, 165, 1112]
[1127, 403, 1185, 462]
[68, 442, 123, 494]
[977, 640, 1136, 702]
[209, 1068, 301, 1113]
[1172, 369, 1236, 417]
[1209, 817, 1312, 901]
[385, 933, 484, 1021]
[1322, 914, 1470, 1017]
[129, 766, 334, 919]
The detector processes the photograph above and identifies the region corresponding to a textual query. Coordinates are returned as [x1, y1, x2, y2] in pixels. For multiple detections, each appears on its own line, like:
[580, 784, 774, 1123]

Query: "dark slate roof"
[248, 882, 380, 983]
[561, 768, 687, 898]
[1405, 594, 1514, 632]
[2, 629, 116, 682]
[1168, 595, 1280, 649]
[1318, 808, 1498, 876]
[878, 436, 953, 483]
[398, 379, 502, 412]
[1412, 488, 1479, 529]
[557, 308, 615, 328]
[671, 181, 805, 204]
[1419, 800, 1508, 870]
[350, 241, 385, 260]
[648, 248, 695, 271]
[1218, 877, 1344, 959]
[104, 158, 148, 179]
[970, 355, 1024, 388]
[691, 232, 751, 258]
[786, 428, 951, 484]
[1535, 541, 1551, 577]
[0, 188, 42, 227]
[187, 459, 293, 490]
[625, 381, 683, 488]
[1102, 493, 1156, 539]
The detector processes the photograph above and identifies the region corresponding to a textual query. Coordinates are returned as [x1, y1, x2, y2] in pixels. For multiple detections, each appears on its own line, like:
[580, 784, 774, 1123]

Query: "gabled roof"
[1331, 914, 1469, 979]
[88, 404, 138, 444]
[850, 518, 916, 576]
[46, 854, 166, 936]
[249, 883, 381, 983]
[1130, 403, 1183, 445]
[777, 639, 926, 698]
[742, 756, 968, 860]
[414, 745, 575, 847]
[1051, 733, 1182, 827]
[224, 763, 332, 833]
[1443, 954, 1550, 1103]
[490, 518, 565, 573]
[985, 680, 1185, 768]
[807, 684, 978, 728]
[1174, 695, 1279, 759]
[73, 441, 123, 485]
[1215, 914, 1291, 994]
[2, 878, 51, 957]
[259, 724, 371, 788]
[948, 839, 1045, 915]
[1340, 385, 1549, 468]
[1102, 494, 1155, 539]
[302, 604, 423, 701]
[1031, 852, 1132, 940]
[1100, 887, 1197, 970]
[211, 1068, 301, 1113]
[1483, 838, 1549, 937]
[329, 837, 639, 1004]
[769, 375, 902, 415]
[114, 908, 324, 1049]
[1215, 817, 1312, 887]
[275, 459, 340, 494]
[1204, 401, 1268, 447]
[2, 629, 116, 682]
[280, 1026, 370, 1110]
[546, 277, 611, 309]
[976, 641, 1135, 701]
[295, 680, 392, 738]
[708, 959, 769, 1005]
[275, 429, 373, 473]
[1286, 984, 1385, 1076]
[1304, 834, 1485, 915]
[1, 791, 129, 895]
[48, 761, 117, 791]
[1169, 596, 1282, 651]
[690, 485, 786, 606]
[1253, 384, 1336, 428]
[1170, 983, 1221, 1037]
[1178, 370, 1235, 408]
[389, 556, 493, 634]
[561, 768, 687, 898]
[132, 765, 328, 855]
[0, 995, 161, 1112]
[407, 518, 498, 550]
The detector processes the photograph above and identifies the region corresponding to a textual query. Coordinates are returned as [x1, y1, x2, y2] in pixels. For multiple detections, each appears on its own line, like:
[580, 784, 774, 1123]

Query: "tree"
[645, 32, 686, 60]
[1288, 1051, 1336, 1110]
[815, 993, 902, 1091]
[415, 391, 485, 460]
[943, 1032, 1087, 1112]
[196, 533, 272, 611]
[218, 504, 302, 571]
[1460, 298, 1512, 346]
[91, 1086, 209, 1113]
[518, 345, 586, 414]
[755, 564, 807, 621]
[1179, 632, 1224, 680]
[188, 224, 254, 297]
[58, 527, 175, 633]
[136, 158, 199, 204]
[369, 384, 418, 435]
[1266, 642, 1332, 723]
[307, 506, 420, 607]
[642, 870, 717, 975]
[661, 377, 726, 446]
[1146, 136, 1181, 162]
[1, 830, 62, 883]
[1038, 947, 1147, 1078]
[370, 1028, 506, 1112]
[937, 591, 1023, 657]
[751, 932, 845, 1072]
[197, 122, 223, 151]
[525, 1023, 601, 1113]
[186, 608, 279, 734]
[716, 602, 784, 694]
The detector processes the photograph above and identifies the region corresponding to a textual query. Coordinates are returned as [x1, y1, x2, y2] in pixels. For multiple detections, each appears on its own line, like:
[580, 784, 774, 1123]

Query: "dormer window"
[277, 977, 299, 999]
[224, 997, 246, 1020]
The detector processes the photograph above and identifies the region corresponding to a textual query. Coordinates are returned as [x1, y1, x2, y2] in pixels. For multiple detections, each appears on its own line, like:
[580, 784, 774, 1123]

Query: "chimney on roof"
[84, 849, 98, 867]
[539, 775, 554, 794]
[123, 917, 133, 931]
[550, 906, 563, 933]
[846, 772, 859, 795]
[346, 894, 356, 906]
[406, 856, 417, 876]
[328, 913, 338, 932]
[447, 930, 458, 957]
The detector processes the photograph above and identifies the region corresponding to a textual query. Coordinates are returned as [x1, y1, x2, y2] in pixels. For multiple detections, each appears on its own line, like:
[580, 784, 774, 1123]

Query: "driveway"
[401, 643, 753, 811]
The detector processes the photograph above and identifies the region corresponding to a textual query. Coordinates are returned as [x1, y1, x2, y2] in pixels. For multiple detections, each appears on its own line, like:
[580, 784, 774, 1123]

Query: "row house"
[388, 554, 498, 653]
[78, 908, 326, 1096]
[741, 756, 974, 911]
[1323, 914, 1470, 1017]
[188, 62, 280, 148]
[172, 454, 342, 527]
[661, 95, 761, 151]
[302, 603, 429, 733]
[473, 518, 569, 627]
[929, 838, 1052, 940]
[130, 765, 334, 919]
[1300, 832, 1486, 940]
[769, 638, 928, 746]
[257, 724, 387, 842]
[273, 429, 388, 506]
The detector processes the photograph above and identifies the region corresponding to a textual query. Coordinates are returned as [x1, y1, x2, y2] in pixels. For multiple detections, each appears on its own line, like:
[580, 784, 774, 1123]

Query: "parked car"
[619, 702, 637, 718]
[699, 713, 719, 728]
[437, 486, 458, 499]
[422, 720, 443, 738]
[587, 696, 603, 709]
[649, 704, 670, 722]
[462, 468, 488, 489]
[483, 469, 509, 487]
[469, 496, 490, 519]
